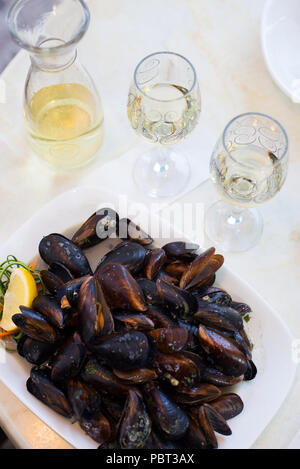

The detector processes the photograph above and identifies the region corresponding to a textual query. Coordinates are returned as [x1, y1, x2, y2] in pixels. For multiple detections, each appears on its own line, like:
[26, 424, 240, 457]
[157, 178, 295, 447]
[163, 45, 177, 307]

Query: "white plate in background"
[262, 0, 300, 102]
[0, 186, 296, 449]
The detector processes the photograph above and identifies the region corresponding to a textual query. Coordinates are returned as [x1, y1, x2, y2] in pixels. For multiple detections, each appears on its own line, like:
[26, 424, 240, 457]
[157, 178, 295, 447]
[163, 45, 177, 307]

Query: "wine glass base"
[133, 147, 190, 198]
[205, 200, 263, 252]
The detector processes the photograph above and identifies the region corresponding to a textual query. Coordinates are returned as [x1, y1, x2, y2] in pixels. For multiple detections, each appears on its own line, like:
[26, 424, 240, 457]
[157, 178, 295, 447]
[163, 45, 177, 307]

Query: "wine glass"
[127, 52, 201, 198]
[205, 112, 289, 252]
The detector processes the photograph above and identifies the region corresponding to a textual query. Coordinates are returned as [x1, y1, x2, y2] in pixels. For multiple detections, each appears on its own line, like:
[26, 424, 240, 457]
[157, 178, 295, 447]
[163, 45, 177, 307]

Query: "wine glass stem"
[227, 207, 244, 225]
[153, 147, 171, 175]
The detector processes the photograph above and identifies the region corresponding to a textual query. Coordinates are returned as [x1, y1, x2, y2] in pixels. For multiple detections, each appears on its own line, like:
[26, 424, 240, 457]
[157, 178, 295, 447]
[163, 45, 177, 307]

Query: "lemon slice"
[0, 267, 38, 332]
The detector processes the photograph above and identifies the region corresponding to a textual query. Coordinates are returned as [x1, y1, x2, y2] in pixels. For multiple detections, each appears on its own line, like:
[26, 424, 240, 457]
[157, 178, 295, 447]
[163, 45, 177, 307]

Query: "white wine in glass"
[206, 113, 289, 252]
[128, 52, 201, 198]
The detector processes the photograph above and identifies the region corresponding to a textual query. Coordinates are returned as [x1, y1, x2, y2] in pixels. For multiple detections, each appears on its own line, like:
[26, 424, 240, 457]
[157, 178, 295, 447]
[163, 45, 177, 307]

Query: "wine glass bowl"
[206, 113, 289, 252]
[127, 52, 201, 198]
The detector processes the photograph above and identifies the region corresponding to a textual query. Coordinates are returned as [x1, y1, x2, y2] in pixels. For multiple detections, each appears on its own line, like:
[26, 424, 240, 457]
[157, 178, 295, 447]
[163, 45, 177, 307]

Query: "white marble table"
[0, 0, 299, 449]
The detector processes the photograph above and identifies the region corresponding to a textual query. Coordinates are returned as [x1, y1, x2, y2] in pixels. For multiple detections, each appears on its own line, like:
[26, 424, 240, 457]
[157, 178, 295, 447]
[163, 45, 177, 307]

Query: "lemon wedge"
[0, 267, 38, 332]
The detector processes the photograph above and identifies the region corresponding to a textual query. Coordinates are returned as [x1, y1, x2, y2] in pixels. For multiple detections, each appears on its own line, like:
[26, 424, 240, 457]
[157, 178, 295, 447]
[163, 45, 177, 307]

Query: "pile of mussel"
[12, 208, 256, 449]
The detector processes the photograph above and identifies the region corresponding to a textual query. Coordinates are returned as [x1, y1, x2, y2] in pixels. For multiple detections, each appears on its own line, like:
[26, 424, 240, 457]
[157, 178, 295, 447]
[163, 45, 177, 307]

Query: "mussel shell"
[13, 307, 58, 343]
[113, 368, 157, 384]
[210, 393, 244, 420]
[39, 234, 92, 278]
[155, 270, 179, 286]
[32, 294, 66, 329]
[144, 306, 176, 328]
[80, 410, 111, 445]
[72, 208, 119, 249]
[174, 383, 221, 405]
[40, 270, 64, 295]
[151, 352, 199, 387]
[117, 389, 152, 449]
[147, 327, 188, 354]
[48, 262, 73, 283]
[180, 247, 216, 289]
[27, 367, 72, 418]
[93, 331, 150, 371]
[244, 360, 257, 381]
[101, 395, 125, 423]
[165, 261, 189, 279]
[51, 332, 87, 385]
[143, 248, 166, 280]
[156, 279, 197, 320]
[113, 311, 154, 331]
[96, 263, 147, 312]
[193, 301, 243, 333]
[231, 301, 252, 316]
[201, 403, 232, 436]
[202, 367, 244, 387]
[95, 241, 146, 274]
[192, 286, 232, 306]
[17, 335, 55, 365]
[162, 242, 199, 261]
[78, 276, 114, 346]
[136, 278, 161, 305]
[81, 358, 131, 395]
[183, 417, 207, 449]
[67, 379, 102, 419]
[198, 325, 248, 377]
[143, 382, 189, 439]
[118, 218, 153, 246]
[197, 404, 218, 449]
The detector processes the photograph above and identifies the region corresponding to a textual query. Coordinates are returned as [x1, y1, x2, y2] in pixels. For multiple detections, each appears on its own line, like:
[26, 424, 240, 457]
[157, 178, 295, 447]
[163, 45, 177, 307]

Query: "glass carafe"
[8, 0, 104, 169]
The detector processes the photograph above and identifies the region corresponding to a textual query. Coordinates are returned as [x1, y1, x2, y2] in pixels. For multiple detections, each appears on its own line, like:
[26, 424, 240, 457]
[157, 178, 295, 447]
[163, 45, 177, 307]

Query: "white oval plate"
[262, 0, 300, 102]
[0, 186, 296, 449]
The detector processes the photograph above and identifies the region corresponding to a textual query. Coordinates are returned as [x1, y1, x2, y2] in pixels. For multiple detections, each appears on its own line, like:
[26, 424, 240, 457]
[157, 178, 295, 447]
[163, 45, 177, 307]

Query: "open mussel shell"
[136, 278, 161, 305]
[143, 248, 166, 280]
[231, 301, 252, 316]
[39, 234, 92, 278]
[180, 248, 224, 290]
[27, 367, 72, 418]
[118, 218, 153, 246]
[113, 368, 157, 384]
[96, 263, 147, 312]
[51, 332, 87, 386]
[17, 335, 55, 365]
[151, 352, 199, 387]
[147, 327, 188, 354]
[174, 383, 221, 405]
[32, 294, 66, 330]
[72, 208, 119, 249]
[117, 389, 152, 449]
[80, 411, 111, 446]
[156, 278, 197, 321]
[113, 311, 154, 331]
[67, 379, 102, 420]
[193, 301, 243, 333]
[13, 307, 59, 343]
[165, 261, 189, 279]
[95, 241, 146, 274]
[198, 325, 248, 377]
[78, 276, 114, 346]
[57, 276, 89, 309]
[210, 393, 244, 420]
[162, 241, 199, 261]
[143, 382, 189, 439]
[155, 270, 179, 286]
[40, 270, 64, 295]
[93, 331, 150, 370]
[81, 358, 131, 395]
